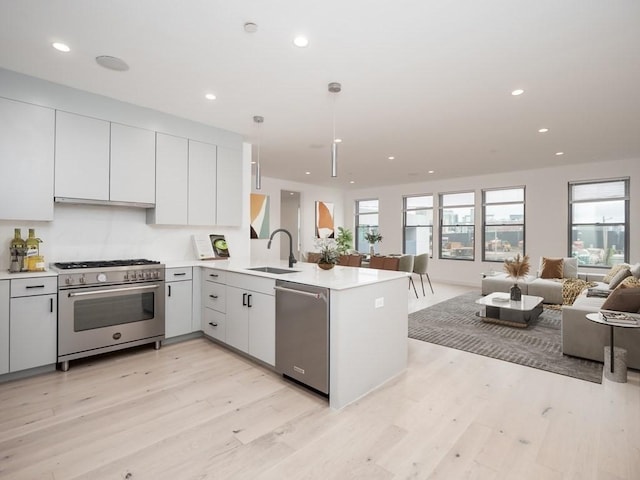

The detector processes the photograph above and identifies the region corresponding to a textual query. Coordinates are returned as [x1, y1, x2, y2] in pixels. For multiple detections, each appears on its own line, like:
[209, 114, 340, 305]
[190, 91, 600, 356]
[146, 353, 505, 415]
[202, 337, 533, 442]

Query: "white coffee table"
[476, 292, 544, 328]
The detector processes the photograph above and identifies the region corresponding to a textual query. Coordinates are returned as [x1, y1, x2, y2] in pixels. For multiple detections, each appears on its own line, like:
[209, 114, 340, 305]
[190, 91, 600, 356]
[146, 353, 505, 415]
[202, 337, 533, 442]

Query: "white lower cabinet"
[202, 269, 227, 342]
[0, 280, 9, 375]
[165, 267, 193, 339]
[225, 273, 276, 366]
[9, 277, 57, 372]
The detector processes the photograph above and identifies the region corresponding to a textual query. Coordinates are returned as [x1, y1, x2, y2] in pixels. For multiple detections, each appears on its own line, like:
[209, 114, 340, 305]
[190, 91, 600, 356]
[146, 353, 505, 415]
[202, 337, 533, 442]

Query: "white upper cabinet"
[55, 111, 156, 205]
[216, 146, 243, 227]
[0, 98, 55, 221]
[188, 140, 217, 226]
[55, 110, 110, 201]
[149, 133, 189, 224]
[109, 123, 156, 205]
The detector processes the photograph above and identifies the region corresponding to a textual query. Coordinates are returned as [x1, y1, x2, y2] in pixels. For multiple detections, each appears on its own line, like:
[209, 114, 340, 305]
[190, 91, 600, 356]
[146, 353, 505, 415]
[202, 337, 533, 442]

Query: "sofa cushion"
[601, 285, 640, 313]
[608, 267, 631, 290]
[630, 262, 640, 279]
[540, 257, 564, 279]
[621, 276, 640, 288]
[602, 263, 630, 283]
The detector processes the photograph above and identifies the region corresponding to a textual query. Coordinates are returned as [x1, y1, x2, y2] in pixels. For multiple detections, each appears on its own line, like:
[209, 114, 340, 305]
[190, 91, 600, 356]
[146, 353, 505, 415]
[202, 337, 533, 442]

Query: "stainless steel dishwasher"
[274, 280, 330, 395]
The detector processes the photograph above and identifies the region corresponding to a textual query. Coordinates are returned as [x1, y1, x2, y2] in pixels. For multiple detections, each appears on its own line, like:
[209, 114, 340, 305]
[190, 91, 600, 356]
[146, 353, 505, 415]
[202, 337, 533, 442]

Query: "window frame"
[481, 186, 526, 262]
[568, 178, 630, 268]
[355, 198, 380, 253]
[438, 190, 475, 261]
[402, 194, 434, 256]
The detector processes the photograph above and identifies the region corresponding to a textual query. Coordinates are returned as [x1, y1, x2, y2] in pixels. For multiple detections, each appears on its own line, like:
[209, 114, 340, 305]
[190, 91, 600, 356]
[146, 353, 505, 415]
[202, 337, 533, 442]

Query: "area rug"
[409, 291, 604, 383]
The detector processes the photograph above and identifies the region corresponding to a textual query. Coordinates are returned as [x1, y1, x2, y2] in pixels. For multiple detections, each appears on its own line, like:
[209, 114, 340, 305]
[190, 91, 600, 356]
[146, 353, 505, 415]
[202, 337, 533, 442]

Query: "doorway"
[280, 190, 301, 261]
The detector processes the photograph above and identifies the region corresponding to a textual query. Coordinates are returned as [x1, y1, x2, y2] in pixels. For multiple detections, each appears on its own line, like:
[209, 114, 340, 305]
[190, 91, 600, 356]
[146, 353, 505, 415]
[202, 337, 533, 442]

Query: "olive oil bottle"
[24, 228, 44, 271]
[9, 228, 25, 272]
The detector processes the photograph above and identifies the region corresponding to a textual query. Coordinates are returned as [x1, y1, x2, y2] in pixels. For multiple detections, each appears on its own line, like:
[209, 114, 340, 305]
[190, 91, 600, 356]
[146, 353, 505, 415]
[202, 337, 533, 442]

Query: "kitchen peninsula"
[189, 260, 409, 410]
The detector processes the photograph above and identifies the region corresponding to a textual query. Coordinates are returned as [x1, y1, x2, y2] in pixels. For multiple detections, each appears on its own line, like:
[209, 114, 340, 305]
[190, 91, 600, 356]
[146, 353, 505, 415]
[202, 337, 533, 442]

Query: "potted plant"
[364, 230, 383, 256]
[503, 253, 530, 300]
[335, 226, 353, 255]
[315, 237, 339, 270]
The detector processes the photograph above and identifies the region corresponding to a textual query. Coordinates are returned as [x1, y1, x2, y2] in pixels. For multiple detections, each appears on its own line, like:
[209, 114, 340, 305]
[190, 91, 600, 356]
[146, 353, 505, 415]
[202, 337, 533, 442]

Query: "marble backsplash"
[0, 203, 250, 271]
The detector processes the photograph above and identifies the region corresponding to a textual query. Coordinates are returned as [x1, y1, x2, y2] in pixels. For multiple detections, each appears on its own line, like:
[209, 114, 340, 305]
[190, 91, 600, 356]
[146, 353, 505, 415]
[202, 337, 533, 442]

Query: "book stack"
[600, 311, 638, 326]
[587, 288, 610, 298]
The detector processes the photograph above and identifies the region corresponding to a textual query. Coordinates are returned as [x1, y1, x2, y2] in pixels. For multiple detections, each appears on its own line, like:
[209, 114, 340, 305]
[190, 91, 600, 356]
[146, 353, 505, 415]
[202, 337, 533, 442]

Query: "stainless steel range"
[53, 259, 165, 371]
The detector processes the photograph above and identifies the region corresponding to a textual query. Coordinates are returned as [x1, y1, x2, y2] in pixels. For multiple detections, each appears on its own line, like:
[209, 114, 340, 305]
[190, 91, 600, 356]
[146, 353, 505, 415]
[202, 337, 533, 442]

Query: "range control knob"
[137, 271, 145, 280]
[79, 275, 86, 284]
[97, 273, 107, 283]
[65, 277, 74, 285]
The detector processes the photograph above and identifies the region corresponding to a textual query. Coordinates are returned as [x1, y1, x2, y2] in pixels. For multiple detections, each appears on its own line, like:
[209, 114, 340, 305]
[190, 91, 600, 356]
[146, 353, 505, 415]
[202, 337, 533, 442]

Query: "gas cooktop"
[54, 259, 161, 270]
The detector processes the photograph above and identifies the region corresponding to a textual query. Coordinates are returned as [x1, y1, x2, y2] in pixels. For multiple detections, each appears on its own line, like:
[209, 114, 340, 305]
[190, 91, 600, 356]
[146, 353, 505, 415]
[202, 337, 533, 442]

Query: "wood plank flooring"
[1, 281, 639, 479]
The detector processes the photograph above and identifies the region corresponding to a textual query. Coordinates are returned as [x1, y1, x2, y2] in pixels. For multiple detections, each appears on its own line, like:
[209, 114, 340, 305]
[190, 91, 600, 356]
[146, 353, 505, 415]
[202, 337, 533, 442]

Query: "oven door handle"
[67, 284, 160, 297]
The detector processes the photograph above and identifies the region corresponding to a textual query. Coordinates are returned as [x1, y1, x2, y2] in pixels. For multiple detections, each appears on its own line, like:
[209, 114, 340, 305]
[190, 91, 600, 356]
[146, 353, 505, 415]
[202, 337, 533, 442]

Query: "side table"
[585, 312, 640, 383]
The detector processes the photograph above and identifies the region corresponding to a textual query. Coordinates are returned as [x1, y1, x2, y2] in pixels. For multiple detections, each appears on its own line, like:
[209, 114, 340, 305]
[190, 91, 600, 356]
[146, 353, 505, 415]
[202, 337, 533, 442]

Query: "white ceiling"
[1, 0, 639, 189]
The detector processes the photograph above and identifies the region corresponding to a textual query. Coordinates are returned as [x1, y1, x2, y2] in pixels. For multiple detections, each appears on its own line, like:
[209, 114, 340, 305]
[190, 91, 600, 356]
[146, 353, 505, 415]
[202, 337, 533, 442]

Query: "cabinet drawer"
[203, 308, 225, 342]
[10, 277, 58, 297]
[203, 268, 226, 284]
[203, 281, 226, 313]
[166, 267, 193, 281]
[226, 272, 275, 296]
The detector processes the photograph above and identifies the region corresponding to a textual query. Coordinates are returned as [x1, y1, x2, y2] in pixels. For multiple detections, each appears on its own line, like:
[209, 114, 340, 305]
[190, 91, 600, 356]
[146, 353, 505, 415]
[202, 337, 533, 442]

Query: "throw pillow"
[621, 276, 640, 288]
[601, 285, 640, 313]
[540, 257, 564, 279]
[563, 257, 578, 278]
[629, 262, 640, 280]
[602, 263, 630, 284]
[608, 268, 632, 290]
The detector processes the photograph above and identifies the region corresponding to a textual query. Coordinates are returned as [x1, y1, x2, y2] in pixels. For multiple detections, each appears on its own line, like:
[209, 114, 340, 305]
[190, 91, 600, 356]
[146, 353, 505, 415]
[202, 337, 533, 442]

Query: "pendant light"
[328, 82, 341, 177]
[253, 115, 264, 190]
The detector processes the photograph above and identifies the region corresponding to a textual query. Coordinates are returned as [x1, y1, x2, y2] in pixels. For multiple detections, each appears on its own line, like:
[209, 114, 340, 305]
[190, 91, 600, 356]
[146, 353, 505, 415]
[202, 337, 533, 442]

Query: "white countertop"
[1, 259, 407, 290]
[167, 258, 408, 291]
[0, 269, 57, 281]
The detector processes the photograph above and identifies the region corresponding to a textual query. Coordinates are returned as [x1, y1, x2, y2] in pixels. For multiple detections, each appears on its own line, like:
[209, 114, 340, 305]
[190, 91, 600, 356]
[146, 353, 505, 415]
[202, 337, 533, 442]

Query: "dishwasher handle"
[274, 285, 322, 299]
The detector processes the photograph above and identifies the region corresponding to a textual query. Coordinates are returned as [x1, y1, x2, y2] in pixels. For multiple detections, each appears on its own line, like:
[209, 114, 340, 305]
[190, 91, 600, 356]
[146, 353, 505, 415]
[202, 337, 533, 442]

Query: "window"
[439, 191, 475, 260]
[355, 199, 379, 253]
[482, 187, 525, 262]
[403, 194, 433, 255]
[569, 178, 629, 267]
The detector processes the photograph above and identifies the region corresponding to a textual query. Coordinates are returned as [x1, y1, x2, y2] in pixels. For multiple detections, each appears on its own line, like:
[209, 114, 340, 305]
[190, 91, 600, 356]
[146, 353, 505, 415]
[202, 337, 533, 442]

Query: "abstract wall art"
[315, 201, 335, 238]
[250, 193, 270, 239]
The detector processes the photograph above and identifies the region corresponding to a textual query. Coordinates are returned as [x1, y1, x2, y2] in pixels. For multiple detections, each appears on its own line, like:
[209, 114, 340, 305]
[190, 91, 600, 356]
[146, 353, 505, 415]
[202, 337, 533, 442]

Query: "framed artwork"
[315, 201, 335, 238]
[250, 193, 270, 239]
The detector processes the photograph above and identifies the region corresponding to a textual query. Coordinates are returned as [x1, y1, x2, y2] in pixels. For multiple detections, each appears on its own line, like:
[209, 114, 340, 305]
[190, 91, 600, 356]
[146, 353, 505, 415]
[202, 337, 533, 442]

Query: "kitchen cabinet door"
[54, 110, 110, 201]
[10, 294, 57, 372]
[0, 281, 9, 375]
[0, 98, 55, 221]
[248, 292, 276, 366]
[149, 133, 188, 224]
[216, 146, 243, 227]
[225, 286, 249, 353]
[110, 123, 156, 205]
[188, 140, 217, 226]
[165, 279, 193, 339]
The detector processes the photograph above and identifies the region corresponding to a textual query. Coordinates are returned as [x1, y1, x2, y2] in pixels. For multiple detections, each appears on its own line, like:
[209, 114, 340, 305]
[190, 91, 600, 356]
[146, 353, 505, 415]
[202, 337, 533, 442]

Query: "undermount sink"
[246, 266, 299, 274]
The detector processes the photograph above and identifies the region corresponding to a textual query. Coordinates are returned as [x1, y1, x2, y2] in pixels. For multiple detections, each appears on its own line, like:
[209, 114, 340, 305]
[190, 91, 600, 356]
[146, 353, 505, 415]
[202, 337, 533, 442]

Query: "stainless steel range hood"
[54, 197, 155, 209]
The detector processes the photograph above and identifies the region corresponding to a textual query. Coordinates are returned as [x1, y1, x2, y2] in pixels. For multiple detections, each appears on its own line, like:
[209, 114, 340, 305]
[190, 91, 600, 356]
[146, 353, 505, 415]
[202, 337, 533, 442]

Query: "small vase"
[510, 283, 522, 301]
[369, 245, 375, 257]
[318, 262, 334, 270]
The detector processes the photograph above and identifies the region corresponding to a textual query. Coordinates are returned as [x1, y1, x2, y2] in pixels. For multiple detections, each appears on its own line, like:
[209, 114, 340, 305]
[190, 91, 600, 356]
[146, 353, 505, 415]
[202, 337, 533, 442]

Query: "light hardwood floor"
[1, 281, 639, 479]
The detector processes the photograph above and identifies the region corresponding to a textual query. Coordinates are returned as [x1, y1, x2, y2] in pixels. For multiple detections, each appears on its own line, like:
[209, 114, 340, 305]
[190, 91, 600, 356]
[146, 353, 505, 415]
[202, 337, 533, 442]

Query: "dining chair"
[413, 253, 434, 295]
[398, 254, 418, 298]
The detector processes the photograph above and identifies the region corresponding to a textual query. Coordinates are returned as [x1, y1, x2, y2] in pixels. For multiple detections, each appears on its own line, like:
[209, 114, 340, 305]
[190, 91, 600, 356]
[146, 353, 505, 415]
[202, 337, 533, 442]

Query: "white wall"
[250, 175, 345, 264]
[344, 158, 639, 286]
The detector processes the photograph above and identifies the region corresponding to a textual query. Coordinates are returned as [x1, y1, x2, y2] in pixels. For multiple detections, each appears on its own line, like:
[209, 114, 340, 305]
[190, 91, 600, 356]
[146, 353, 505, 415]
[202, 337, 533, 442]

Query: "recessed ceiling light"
[334, 138, 342, 143]
[428, 170, 435, 174]
[289, 192, 294, 195]
[555, 151, 564, 156]
[305, 171, 311, 175]
[293, 35, 309, 48]
[538, 128, 549, 133]
[349, 180, 355, 184]
[95, 55, 129, 71]
[52, 42, 70, 52]
[251, 161, 256, 165]
[388, 156, 395, 160]
[511, 89, 524, 96]
[205, 93, 216, 100]
[244, 22, 258, 33]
